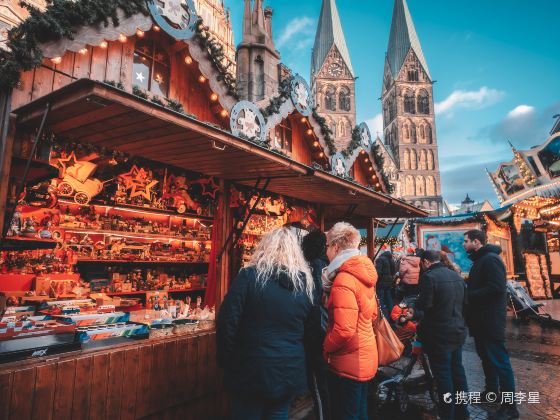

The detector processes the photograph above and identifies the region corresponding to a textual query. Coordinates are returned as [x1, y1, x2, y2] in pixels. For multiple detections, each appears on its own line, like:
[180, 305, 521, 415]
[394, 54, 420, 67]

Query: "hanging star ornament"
[201, 177, 219, 199]
[136, 72, 145, 83]
[118, 165, 141, 190]
[130, 179, 159, 201]
[56, 151, 78, 177]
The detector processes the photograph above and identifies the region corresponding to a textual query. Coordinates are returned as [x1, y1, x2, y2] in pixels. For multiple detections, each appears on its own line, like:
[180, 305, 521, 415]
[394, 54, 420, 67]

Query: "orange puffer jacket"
[399, 256, 421, 285]
[323, 255, 379, 382]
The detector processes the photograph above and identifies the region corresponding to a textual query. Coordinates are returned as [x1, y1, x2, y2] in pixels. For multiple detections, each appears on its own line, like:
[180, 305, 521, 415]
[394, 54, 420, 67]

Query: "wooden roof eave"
[36, 9, 236, 111]
[11, 79, 426, 219]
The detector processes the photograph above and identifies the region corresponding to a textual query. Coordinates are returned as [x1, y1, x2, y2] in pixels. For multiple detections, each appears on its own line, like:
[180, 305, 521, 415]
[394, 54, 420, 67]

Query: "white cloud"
[366, 113, 384, 138]
[276, 17, 315, 49]
[507, 104, 535, 119]
[435, 87, 504, 115]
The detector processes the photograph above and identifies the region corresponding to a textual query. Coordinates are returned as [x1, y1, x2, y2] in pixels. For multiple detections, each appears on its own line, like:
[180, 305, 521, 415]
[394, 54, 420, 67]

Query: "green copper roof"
[311, 0, 354, 77]
[386, 0, 431, 80]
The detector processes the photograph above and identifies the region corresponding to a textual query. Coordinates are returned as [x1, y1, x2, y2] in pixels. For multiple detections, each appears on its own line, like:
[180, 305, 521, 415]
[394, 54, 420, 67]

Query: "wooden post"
[0, 89, 14, 235]
[367, 218, 376, 260]
[215, 179, 232, 309]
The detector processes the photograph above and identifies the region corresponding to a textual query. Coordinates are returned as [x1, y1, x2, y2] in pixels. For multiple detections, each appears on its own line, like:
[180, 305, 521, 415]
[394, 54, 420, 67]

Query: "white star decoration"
[335, 158, 345, 175]
[237, 109, 261, 138]
[294, 82, 309, 108]
[136, 72, 145, 83]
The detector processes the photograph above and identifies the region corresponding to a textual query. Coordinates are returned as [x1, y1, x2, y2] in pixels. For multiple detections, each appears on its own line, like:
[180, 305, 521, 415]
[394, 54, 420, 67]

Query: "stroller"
[371, 298, 438, 415]
[507, 280, 558, 326]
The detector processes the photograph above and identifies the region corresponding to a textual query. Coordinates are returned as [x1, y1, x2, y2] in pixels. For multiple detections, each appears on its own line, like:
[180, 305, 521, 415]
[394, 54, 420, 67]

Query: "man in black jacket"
[464, 230, 518, 420]
[413, 250, 469, 420]
[375, 251, 396, 319]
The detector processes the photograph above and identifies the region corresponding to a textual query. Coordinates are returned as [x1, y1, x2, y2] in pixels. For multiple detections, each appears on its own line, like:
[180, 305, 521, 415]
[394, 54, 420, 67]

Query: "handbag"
[372, 296, 404, 366]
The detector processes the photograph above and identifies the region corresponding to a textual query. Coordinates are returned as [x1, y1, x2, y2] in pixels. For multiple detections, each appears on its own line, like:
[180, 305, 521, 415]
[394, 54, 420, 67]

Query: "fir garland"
[311, 109, 336, 156]
[260, 76, 293, 120]
[342, 127, 362, 159]
[0, 0, 149, 90]
[372, 143, 394, 194]
[194, 20, 238, 100]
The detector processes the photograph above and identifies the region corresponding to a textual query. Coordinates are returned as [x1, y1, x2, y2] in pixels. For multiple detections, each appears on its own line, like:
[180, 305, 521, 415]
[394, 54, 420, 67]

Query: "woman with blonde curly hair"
[217, 227, 319, 420]
[323, 222, 379, 419]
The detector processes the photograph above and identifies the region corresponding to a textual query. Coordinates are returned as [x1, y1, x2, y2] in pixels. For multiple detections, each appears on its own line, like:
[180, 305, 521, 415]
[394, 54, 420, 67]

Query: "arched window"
[133, 35, 170, 97]
[420, 150, 427, 170]
[411, 123, 417, 144]
[417, 89, 430, 114]
[426, 176, 436, 196]
[407, 68, 419, 82]
[339, 86, 351, 111]
[428, 150, 434, 170]
[403, 149, 410, 170]
[405, 176, 415, 196]
[325, 86, 336, 111]
[403, 123, 410, 143]
[273, 118, 292, 152]
[426, 124, 433, 144]
[418, 122, 426, 143]
[404, 90, 416, 114]
[410, 149, 417, 170]
[416, 175, 426, 196]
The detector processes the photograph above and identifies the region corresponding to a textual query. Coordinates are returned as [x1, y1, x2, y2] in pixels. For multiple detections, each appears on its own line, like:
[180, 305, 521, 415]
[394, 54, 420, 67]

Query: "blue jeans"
[427, 346, 469, 420]
[474, 336, 516, 394]
[377, 286, 393, 320]
[229, 395, 293, 420]
[327, 371, 368, 420]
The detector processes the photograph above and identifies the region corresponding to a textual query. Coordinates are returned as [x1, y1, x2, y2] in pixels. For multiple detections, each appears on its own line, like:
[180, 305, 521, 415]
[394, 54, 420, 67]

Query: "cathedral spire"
[386, 0, 431, 80]
[311, 0, 354, 78]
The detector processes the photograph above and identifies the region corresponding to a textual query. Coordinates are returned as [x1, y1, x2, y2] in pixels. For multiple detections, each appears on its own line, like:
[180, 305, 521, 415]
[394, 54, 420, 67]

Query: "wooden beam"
[0, 89, 14, 235]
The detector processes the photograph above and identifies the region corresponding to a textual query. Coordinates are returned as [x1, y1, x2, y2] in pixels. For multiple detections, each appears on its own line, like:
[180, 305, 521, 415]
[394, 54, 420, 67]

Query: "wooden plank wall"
[11, 36, 225, 128]
[289, 115, 313, 166]
[0, 332, 227, 420]
[353, 160, 369, 187]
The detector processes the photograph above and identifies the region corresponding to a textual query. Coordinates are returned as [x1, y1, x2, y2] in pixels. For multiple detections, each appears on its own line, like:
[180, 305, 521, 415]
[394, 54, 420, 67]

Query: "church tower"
[311, 0, 356, 151]
[236, 0, 280, 103]
[382, 0, 443, 215]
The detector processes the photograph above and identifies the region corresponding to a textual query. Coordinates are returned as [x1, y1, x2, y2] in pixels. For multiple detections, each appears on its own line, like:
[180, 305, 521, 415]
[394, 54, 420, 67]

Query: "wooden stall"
[0, 2, 426, 419]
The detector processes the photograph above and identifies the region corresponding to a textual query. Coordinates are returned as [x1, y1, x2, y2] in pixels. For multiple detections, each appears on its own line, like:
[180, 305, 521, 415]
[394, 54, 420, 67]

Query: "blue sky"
[225, 0, 560, 206]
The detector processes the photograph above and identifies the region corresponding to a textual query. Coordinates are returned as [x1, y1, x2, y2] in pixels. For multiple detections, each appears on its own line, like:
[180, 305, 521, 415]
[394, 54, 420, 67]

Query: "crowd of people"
[216, 223, 519, 420]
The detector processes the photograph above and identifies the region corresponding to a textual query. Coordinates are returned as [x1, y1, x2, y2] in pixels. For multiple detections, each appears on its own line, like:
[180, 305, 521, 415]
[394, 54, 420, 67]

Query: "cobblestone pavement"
[299, 301, 560, 420]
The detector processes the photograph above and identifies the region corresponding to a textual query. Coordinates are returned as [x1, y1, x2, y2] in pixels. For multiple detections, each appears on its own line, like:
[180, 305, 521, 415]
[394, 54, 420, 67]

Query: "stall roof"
[11, 79, 426, 221]
[375, 222, 405, 239]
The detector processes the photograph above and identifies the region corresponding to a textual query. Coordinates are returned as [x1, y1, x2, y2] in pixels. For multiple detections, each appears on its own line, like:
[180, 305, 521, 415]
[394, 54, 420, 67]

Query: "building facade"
[382, 0, 443, 215]
[311, 0, 356, 151]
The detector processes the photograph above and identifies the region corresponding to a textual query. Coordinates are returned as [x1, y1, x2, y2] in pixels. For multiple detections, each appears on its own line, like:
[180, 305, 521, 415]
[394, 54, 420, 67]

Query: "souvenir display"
[76, 322, 149, 343]
[524, 253, 551, 299]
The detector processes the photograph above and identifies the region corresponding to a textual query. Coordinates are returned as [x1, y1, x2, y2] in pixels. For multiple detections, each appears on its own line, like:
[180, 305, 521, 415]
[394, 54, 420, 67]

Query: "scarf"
[321, 248, 361, 293]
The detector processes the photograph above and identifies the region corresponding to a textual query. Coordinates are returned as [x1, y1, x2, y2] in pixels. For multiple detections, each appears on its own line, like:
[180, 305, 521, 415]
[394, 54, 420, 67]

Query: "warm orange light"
[198, 75, 206, 83]
[118, 33, 127, 43]
[301, 117, 307, 124]
[364, 158, 369, 163]
[220, 109, 229, 117]
[360, 150, 365, 154]
[78, 48, 88, 55]
[375, 183, 381, 188]
[313, 141, 319, 148]
[99, 41, 108, 49]
[153, 25, 160, 32]
[136, 29, 145, 37]
[306, 129, 313, 135]
[318, 152, 325, 158]
[368, 167, 373, 172]
[184, 56, 193, 65]
[51, 56, 62, 65]
[210, 93, 218, 101]
[371, 175, 377, 179]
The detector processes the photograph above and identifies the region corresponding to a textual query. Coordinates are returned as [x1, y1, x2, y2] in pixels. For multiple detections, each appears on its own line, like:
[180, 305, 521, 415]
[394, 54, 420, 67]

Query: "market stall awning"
[12, 79, 426, 220]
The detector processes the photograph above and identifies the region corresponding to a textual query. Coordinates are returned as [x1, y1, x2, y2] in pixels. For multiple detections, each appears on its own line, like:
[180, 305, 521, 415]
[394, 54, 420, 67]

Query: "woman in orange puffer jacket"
[322, 222, 378, 420]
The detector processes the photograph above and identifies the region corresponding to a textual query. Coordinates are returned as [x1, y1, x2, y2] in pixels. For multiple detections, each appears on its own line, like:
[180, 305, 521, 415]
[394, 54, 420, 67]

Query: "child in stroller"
[372, 296, 438, 415]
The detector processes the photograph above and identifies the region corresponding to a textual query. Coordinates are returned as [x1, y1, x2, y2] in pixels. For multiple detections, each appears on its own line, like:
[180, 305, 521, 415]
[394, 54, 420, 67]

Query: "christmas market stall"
[0, 1, 426, 419]
[406, 211, 515, 277]
[487, 124, 560, 299]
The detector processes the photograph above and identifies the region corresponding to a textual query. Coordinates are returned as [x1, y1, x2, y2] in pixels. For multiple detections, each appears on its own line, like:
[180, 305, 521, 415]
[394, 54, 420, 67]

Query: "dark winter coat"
[466, 244, 507, 340]
[309, 255, 329, 334]
[415, 262, 468, 354]
[216, 267, 319, 400]
[375, 251, 396, 289]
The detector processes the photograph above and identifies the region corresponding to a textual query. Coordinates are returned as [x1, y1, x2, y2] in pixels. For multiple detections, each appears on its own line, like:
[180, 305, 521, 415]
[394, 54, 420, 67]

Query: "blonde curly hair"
[327, 222, 361, 251]
[249, 227, 314, 301]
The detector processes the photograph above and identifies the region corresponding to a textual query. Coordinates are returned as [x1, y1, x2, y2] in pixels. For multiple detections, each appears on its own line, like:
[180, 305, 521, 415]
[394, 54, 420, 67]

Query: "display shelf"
[76, 259, 209, 265]
[58, 199, 215, 223]
[62, 228, 211, 243]
[0, 236, 58, 251]
[106, 287, 206, 296]
[10, 156, 58, 184]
